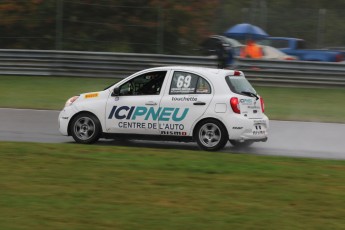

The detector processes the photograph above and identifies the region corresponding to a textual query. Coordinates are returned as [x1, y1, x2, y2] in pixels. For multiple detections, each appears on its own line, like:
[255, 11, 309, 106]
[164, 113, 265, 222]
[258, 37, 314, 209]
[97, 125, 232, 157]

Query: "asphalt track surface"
[1, 108, 344, 160]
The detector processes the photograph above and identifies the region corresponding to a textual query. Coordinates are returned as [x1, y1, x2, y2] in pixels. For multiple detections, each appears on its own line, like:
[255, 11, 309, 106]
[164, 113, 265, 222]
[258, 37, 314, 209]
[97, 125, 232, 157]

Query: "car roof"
[142, 66, 238, 77]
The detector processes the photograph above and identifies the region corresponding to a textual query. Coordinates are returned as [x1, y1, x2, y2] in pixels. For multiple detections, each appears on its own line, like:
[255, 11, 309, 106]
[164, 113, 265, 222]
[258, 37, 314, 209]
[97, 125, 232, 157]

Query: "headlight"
[64, 96, 79, 107]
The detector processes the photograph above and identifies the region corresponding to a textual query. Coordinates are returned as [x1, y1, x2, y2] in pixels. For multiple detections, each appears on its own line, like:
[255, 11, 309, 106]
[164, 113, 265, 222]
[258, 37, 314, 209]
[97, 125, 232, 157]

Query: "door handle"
[193, 101, 206, 106]
[145, 101, 157, 106]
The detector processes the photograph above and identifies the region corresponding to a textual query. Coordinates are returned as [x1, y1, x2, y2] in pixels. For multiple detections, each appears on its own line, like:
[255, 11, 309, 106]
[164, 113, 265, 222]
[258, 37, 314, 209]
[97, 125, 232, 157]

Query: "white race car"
[59, 66, 269, 151]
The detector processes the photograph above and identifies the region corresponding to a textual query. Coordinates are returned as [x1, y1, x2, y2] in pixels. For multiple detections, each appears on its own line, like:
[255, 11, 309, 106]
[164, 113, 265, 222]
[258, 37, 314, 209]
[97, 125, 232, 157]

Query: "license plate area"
[252, 123, 266, 135]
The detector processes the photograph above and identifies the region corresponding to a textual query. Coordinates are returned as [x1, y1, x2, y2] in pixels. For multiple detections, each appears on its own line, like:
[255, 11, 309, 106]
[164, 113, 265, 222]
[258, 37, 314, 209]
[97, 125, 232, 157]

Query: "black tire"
[194, 119, 228, 151]
[70, 113, 101, 144]
[229, 140, 253, 148]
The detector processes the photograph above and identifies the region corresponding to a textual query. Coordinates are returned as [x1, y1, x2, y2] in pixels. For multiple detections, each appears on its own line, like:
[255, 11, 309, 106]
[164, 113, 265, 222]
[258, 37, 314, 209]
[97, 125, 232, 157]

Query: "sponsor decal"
[232, 127, 243, 130]
[255, 125, 263, 130]
[254, 119, 267, 125]
[108, 106, 189, 122]
[117, 122, 185, 130]
[172, 96, 197, 102]
[253, 125, 265, 135]
[161, 131, 187, 136]
[119, 122, 147, 129]
[109, 106, 188, 132]
[253, 130, 266, 135]
[170, 74, 195, 94]
[160, 123, 184, 130]
[84, 92, 99, 99]
[240, 98, 252, 105]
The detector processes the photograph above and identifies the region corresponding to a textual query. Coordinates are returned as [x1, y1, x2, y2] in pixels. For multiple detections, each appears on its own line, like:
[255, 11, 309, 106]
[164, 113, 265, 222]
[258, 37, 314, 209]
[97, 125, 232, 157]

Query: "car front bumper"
[58, 109, 70, 136]
[58, 107, 78, 136]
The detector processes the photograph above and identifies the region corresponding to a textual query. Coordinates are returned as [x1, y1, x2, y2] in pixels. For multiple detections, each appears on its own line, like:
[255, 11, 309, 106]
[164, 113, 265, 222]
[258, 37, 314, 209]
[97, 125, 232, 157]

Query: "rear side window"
[170, 71, 211, 94]
[225, 76, 256, 95]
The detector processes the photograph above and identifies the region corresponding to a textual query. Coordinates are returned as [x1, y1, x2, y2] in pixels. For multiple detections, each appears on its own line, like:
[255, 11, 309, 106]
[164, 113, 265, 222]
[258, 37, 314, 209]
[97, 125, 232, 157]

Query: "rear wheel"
[70, 113, 101, 144]
[194, 119, 228, 151]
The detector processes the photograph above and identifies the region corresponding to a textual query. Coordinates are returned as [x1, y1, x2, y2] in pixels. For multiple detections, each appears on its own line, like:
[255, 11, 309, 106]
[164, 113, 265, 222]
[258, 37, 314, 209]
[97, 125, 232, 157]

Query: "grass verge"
[0, 76, 116, 110]
[1, 76, 345, 123]
[257, 86, 345, 122]
[0, 142, 344, 230]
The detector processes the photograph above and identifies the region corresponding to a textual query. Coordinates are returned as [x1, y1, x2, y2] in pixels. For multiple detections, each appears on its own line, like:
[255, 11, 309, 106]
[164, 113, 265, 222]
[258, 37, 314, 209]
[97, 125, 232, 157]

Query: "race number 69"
[176, 75, 192, 88]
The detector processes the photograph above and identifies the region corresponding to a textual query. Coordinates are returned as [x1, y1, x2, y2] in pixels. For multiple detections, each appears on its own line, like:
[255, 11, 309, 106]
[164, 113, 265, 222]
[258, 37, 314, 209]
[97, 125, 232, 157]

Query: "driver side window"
[119, 71, 167, 96]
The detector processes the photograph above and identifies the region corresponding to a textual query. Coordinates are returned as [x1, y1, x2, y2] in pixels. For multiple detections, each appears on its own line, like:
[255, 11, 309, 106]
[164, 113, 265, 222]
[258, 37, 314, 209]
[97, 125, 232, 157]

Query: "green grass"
[1, 76, 344, 229]
[0, 76, 117, 110]
[257, 86, 345, 123]
[1, 76, 345, 123]
[0, 142, 344, 230]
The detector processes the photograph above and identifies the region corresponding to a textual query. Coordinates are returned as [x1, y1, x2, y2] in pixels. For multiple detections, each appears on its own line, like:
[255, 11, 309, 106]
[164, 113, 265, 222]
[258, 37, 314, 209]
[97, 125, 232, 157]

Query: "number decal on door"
[170, 71, 205, 94]
[176, 75, 192, 88]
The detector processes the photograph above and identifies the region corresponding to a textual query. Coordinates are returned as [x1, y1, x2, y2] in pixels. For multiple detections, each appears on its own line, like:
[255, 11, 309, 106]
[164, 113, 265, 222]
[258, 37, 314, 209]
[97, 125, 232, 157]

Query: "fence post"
[317, 9, 326, 48]
[157, 7, 164, 54]
[55, 0, 64, 50]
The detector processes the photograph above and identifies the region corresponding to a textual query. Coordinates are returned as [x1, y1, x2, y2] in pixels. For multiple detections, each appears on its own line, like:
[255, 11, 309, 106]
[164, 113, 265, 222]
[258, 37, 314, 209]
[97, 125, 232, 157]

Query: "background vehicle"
[263, 37, 344, 62]
[199, 35, 242, 68]
[260, 45, 297, 60]
[200, 35, 297, 67]
[59, 66, 269, 151]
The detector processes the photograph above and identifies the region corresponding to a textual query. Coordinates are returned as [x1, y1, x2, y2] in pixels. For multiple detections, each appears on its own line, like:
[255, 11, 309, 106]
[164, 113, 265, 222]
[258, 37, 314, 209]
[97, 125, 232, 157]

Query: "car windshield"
[225, 76, 257, 96]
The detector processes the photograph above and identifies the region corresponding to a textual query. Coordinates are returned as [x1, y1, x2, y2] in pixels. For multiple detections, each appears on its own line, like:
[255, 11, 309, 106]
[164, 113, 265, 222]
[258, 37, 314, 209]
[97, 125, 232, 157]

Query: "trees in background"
[0, 0, 220, 54]
[0, 0, 55, 49]
[0, 0, 345, 53]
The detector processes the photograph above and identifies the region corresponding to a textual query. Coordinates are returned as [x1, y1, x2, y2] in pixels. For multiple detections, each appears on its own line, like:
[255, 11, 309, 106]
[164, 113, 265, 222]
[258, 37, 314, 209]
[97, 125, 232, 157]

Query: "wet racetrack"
[1, 108, 344, 160]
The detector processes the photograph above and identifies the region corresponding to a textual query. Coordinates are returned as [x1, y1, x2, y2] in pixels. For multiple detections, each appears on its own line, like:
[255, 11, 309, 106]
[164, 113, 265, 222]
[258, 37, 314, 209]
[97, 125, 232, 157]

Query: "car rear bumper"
[225, 115, 269, 142]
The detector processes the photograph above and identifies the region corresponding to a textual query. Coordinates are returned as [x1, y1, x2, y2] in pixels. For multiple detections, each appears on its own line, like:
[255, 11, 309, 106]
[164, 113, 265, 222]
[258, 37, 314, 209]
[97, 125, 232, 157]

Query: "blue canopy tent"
[224, 23, 268, 40]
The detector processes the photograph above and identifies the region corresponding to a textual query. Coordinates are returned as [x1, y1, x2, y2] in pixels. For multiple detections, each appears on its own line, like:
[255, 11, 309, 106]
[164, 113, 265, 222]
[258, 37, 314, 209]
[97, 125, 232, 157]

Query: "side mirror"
[112, 87, 120, 96]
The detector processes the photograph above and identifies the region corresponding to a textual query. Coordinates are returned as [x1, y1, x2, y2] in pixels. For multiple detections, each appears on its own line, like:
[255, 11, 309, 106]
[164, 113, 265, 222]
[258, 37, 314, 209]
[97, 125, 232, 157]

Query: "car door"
[158, 70, 214, 136]
[105, 70, 168, 135]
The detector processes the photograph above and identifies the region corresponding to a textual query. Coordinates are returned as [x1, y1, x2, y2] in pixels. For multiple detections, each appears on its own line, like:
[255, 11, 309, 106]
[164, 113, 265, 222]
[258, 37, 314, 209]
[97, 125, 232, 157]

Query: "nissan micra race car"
[59, 66, 269, 151]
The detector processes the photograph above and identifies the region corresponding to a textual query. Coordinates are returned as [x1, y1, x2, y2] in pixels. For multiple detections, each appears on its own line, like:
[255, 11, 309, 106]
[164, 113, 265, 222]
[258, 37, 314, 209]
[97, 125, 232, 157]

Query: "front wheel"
[194, 119, 228, 151]
[70, 113, 101, 144]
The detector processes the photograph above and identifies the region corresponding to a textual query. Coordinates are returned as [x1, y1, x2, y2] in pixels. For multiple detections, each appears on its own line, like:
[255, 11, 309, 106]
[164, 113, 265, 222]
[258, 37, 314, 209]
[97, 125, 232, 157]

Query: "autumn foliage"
[0, 0, 220, 54]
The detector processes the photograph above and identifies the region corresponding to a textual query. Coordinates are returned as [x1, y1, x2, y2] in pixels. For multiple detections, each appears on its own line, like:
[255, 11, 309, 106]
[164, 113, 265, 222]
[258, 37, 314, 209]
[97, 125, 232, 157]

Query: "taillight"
[335, 54, 344, 62]
[260, 97, 265, 113]
[230, 97, 240, 114]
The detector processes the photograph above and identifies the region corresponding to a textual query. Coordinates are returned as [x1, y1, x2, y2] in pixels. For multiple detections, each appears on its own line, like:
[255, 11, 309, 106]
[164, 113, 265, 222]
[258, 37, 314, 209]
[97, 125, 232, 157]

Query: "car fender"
[69, 90, 109, 132]
[190, 112, 230, 138]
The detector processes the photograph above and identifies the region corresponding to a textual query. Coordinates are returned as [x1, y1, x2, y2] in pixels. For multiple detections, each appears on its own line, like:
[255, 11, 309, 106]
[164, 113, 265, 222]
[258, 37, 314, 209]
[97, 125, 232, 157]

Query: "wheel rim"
[198, 123, 221, 148]
[73, 117, 96, 140]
